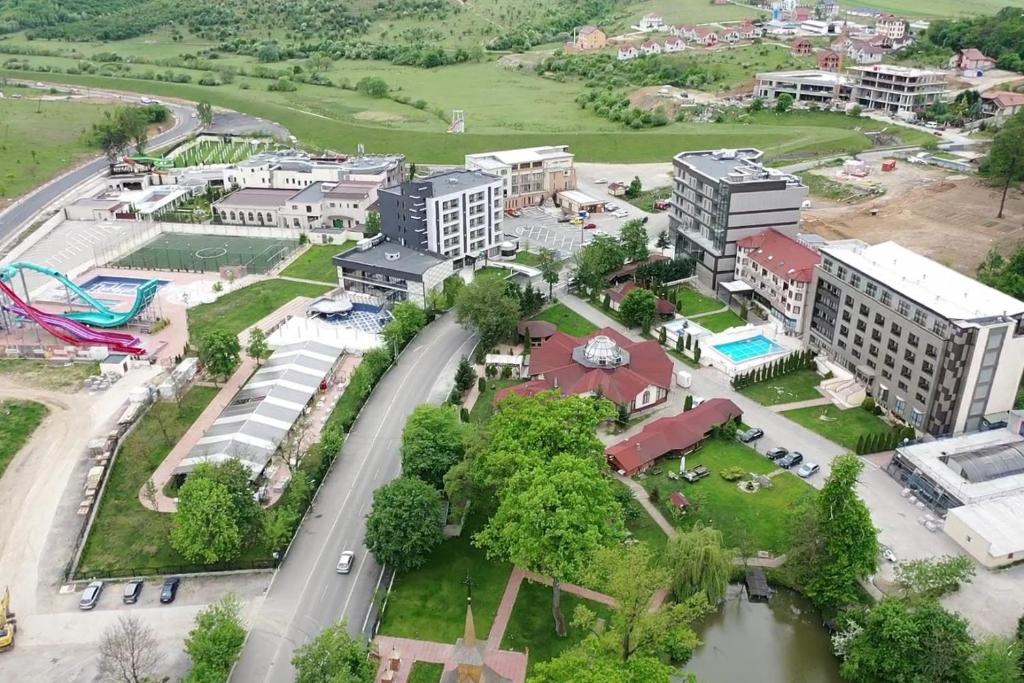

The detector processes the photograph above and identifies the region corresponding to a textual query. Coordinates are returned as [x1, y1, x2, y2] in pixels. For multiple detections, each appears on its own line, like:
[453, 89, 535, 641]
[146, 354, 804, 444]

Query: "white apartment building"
[224, 151, 404, 190]
[278, 180, 381, 230]
[847, 64, 948, 115]
[733, 228, 820, 333]
[464, 145, 576, 211]
[755, 69, 851, 105]
[875, 13, 907, 41]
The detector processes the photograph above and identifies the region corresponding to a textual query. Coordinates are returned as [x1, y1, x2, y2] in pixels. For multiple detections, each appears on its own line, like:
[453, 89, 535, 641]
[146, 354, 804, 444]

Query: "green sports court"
[112, 233, 299, 274]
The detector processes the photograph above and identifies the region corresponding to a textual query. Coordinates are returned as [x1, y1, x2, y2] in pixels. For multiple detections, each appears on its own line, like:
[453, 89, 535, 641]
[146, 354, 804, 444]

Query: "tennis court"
[112, 233, 299, 274]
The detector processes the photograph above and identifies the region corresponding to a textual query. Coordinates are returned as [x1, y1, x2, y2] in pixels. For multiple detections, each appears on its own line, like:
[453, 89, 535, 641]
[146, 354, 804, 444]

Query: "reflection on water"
[681, 584, 843, 683]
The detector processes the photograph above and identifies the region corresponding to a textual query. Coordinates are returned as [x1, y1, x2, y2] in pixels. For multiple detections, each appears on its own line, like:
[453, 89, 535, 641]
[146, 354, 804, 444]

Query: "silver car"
[336, 551, 355, 574]
[79, 581, 104, 610]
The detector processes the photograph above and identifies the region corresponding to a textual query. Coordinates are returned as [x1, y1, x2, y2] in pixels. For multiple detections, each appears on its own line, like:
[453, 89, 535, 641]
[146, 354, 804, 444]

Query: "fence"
[74, 559, 277, 582]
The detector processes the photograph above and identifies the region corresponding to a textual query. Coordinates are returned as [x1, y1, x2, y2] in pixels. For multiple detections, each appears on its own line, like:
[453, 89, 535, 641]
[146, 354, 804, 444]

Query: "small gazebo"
[517, 320, 557, 348]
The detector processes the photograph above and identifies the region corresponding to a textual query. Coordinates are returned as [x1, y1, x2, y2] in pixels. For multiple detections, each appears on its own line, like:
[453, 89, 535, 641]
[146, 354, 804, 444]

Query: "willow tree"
[665, 525, 735, 605]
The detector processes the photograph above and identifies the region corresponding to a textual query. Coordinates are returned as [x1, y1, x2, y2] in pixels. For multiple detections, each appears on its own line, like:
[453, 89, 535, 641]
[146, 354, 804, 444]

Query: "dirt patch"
[353, 111, 405, 123]
[804, 170, 1024, 274]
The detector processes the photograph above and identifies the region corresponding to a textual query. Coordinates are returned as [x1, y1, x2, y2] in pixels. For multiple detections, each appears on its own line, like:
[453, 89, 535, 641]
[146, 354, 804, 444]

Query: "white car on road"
[614, 210, 629, 218]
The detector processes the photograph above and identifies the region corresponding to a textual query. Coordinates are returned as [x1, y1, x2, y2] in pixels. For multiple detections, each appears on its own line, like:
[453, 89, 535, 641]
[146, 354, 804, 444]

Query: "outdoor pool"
[79, 275, 170, 295]
[713, 335, 784, 363]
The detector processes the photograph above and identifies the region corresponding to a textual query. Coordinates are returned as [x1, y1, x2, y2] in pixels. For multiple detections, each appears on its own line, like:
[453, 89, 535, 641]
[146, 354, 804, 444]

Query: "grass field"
[186, 278, 332, 339]
[531, 303, 598, 336]
[695, 309, 747, 332]
[114, 233, 300, 274]
[838, 0, 1021, 18]
[676, 288, 723, 316]
[781, 404, 892, 451]
[408, 662, 444, 683]
[279, 242, 356, 283]
[0, 359, 100, 392]
[169, 139, 272, 167]
[639, 439, 814, 554]
[470, 379, 521, 424]
[0, 400, 47, 480]
[738, 369, 823, 406]
[622, 186, 672, 214]
[0, 96, 108, 202]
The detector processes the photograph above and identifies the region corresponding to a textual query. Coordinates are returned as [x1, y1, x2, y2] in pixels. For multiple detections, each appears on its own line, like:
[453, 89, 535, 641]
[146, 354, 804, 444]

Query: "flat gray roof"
[675, 148, 763, 179]
[422, 169, 500, 194]
[289, 182, 327, 203]
[214, 188, 296, 208]
[334, 242, 446, 278]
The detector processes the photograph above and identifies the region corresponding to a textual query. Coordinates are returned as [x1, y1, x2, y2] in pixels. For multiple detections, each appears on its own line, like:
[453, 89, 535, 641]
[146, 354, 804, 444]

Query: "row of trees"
[729, 349, 817, 389]
[90, 103, 169, 160]
[853, 426, 916, 455]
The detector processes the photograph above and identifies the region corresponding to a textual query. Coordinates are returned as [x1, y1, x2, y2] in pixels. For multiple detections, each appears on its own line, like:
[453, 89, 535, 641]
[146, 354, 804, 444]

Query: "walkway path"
[278, 275, 336, 287]
[372, 636, 527, 683]
[767, 396, 832, 413]
[616, 473, 678, 539]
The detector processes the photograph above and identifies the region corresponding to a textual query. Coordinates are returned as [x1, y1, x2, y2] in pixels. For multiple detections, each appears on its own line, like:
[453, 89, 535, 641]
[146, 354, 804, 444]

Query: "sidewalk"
[615, 473, 678, 539]
[767, 396, 832, 413]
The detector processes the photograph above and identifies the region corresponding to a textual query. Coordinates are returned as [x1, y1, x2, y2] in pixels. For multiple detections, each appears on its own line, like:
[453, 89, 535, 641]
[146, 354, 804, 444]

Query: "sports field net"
[111, 233, 299, 274]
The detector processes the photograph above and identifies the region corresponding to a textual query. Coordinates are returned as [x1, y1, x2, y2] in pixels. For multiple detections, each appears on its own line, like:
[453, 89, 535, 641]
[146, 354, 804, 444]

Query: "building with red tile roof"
[734, 228, 820, 333]
[791, 38, 814, 56]
[495, 327, 673, 414]
[606, 398, 743, 475]
[817, 48, 841, 72]
[981, 91, 1024, 120]
[949, 48, 995, 72]
[605, 282, 678, 317]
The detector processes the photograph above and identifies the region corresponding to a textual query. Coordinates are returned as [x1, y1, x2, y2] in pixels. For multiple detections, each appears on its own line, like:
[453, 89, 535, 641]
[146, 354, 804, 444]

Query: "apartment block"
[807, 241, 1024, 436]
[378, 170, 503, 265]
[848, 64, 948, 115]
[755, 69, 851, 105]
[669, 148, 807, 290]
[734, 228, 820, 333]
[464, 145, 576, 211]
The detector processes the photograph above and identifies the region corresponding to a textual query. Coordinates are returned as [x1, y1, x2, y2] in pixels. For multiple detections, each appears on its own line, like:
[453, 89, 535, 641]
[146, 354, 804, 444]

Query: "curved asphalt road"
[231, 315, 476, 683]
[0, 85, 201, 247]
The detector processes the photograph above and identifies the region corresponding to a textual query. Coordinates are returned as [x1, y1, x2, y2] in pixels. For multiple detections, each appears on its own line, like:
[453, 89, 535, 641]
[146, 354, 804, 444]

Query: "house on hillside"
[737, 21, 759, 39]
[618, 45, 640, 61]
[663, 37, 686, 53]
[693, 27, 719, 47]
[848, 41, 884, 64]
[641, 40, 663, 55]
[673, 24, 695, 40]
[981, 91, 1024, 120]
[875, 13, 907, 41]
[791, 38, 814, 56]
[949, 48, 995, 73]
[637, 13, 666, 31]
[817, 48, 842, 71]
[831, 33, 852, 53]
[605, 282, 678, 318]
[568, 25, 608, 51]
[721, 28, 741, 43]
[606, 399, 744, 475]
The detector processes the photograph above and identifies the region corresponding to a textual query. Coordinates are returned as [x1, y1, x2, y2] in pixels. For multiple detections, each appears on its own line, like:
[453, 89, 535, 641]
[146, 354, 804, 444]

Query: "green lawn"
[470, 379, 522, 424]
[514, 251, 543, 267]
[0, 400, 47, 480]
[738, 370, 823, 407]
[621, 186, 672, 214]
[623, 498, 669, 555]
[0, 359, 100, 392]
[408, 662, 444, 683]
[186, 278, 332, 339]
[279, 243, 355, 283]
[695, 309, 747, 333]
[639, 439, 815, 554]
[0, 96, 110, 202]
[531, 303, 598, 337]
[378, 507, 512, 644]
[781, 405, 892, 451]
[837, 0, 1016, 18]
[474, 266, 512, 281]
[676, 288, 722, 317]
[75, 387, 276, 576]
[500, 579, 614, 675]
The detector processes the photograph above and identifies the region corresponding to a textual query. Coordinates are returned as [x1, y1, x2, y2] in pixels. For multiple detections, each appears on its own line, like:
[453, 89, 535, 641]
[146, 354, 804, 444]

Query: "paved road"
[0, 84, 202, 247]
[231, 314, 476, 683]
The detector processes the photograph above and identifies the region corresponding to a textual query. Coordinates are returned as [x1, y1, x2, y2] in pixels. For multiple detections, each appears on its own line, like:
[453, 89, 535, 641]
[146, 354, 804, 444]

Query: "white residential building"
[618, 46, 639, 61]
[464, 145, 576, 211]
[848, 64, 948, 115]
[224, 151, 404, 191]
[875, 13, 907, 41]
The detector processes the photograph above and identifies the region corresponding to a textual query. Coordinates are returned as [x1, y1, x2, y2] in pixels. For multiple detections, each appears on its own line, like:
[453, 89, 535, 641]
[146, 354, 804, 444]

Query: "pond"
[682, 584, 843, 683]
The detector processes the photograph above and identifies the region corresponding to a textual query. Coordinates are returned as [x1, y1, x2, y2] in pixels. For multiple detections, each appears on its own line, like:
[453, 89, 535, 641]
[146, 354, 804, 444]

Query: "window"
[867, 359, 876, 369]
[842, 310, 852, 323]
[866, 282, 878, 297]
[881, 290, 892, 306]
[933, 320, 948, 337]
[918, 377, 931, 391]
[882, 369, 892, 380]
[925, 344, 937, 358]
[904, 349, 916, 364]
[895, 396, 906, 413]
[910, 408, 924, 427]
[887, 340, 899, 353]
[839, 325, 849, 337]
[891, 323, 902, 337]
[879, 385, 889, 403]
[852, 349, 861, 359]
[897, 300, 910, 316]
[851, 273, 862, 288]
[898, 380, 908, 391]
[859, 303, 869, 316]
[901, 366, 912, 380]
[871, 330, 882, 342]
[874, 313, 886, 326]
[822, 258, 833, 272]
[844, 295, 854, 308]
[907, 333, 919, 347]
[838, 340, 847, 349]
[884, 354, 895, 368]
[913, 308, 927, 326]
[922, 361, 934, 375]
[856, 320, 867, 332]
[869, 344, 879, 357]
[854, 334, 864, 347]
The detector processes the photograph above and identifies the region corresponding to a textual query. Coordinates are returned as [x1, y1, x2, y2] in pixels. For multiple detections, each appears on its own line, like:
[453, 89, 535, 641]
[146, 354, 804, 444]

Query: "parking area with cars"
[503, 205, 642, 256]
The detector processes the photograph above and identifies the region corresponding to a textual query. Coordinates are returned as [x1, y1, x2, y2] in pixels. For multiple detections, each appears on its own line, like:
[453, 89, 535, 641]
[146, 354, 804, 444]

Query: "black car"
[778, 452, 804, 469]
[739, 428, 764, 443]
[765, 446, 788, 460]
[122, 579, 143, 605]
[160, 576, 181, 604]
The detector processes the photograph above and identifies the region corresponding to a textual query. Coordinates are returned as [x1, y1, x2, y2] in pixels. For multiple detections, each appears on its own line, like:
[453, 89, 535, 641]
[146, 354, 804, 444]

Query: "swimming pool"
[79, 275, 170, 296]
[713, 335, 784, 363]
[317, 302, 389, 334]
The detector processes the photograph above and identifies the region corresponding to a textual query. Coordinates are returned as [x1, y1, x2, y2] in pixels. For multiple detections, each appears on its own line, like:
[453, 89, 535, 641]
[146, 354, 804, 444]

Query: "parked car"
[122, 579, 143, 605]
[739, 427, 764, 443]
[796, 462, 820, 478]
[682, 465, 710, 483]
[570, 216, 583, 225]
[336, 551, 355, 574]
[765, 447, 788, 460]
[79, 581, 104, 610]
[160, 577, 181, 604]
[605, 203, 619, 211]
[778, 452, 804, 469]
[583, 222, 597, 230]
[653, 200, 670, 211]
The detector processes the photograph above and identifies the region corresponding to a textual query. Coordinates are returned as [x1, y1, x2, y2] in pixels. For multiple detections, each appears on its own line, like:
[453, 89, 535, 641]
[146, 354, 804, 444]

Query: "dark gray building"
[332, 240, 453, 307]
[807, 241, 1024, 436]
[668, 148, 807, 290]
[378, 169, 503, 267]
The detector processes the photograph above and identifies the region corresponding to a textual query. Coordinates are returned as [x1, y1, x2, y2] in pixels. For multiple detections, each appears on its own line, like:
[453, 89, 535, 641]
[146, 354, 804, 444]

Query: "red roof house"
[736, 228, 820, 284]
[735, 228, 820, 331]
[791, 38, 814, 56]
[816, 48, 841, 72]
[605, 282, 678, 317]
[606, 398, 743, 475]
[950, 48, 995, 72]
[496, 327, 673, 414]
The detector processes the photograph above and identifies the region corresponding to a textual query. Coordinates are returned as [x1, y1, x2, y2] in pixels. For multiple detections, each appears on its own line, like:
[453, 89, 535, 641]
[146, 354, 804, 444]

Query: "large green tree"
[381, 300, 427, 355]
[573, 235, 625, 295]
[291, 622, 374, 683]
[665, 525, 735, 606]
[246, 327, 270, 366]
[197, 329, 241, 383]
[184, 595, 246, 683]
[980, 109, 1024, 218]
[400, 404, 465, 489]
[537, 247, 561, 299]
[531, 635, 675, 683]
[619, 219, 649, 263]
[171, 476, 244, 564]
[619, 287, 658, 333]
[454, 276, 520, 355]
[364, 476, 443, 573]
[475, 453, 624, 636]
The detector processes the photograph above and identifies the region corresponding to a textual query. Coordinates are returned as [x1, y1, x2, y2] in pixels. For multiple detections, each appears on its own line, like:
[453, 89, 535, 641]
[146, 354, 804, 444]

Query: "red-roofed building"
[606, 398, 743, 475]
[605, 282, 678, 317]
[734, 228, 820, 333]
[793, 7, 812, 22]
[693, 27, 719, 47]
[949, 48, 995, 72]
[817, 48, 841, 72]
[791, 38, 814, 56]
[670, 491, 691, 511]
[982, 91, 1024, 120]
[495, 327, 673, 415]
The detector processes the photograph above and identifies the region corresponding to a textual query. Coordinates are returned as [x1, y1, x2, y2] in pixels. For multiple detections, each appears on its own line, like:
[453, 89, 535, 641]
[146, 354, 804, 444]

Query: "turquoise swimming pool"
[713, 335, 784, 363]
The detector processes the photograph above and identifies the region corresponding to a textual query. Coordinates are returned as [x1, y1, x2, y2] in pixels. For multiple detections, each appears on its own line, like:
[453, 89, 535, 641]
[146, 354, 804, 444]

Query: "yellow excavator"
[0, 587, 15, 651]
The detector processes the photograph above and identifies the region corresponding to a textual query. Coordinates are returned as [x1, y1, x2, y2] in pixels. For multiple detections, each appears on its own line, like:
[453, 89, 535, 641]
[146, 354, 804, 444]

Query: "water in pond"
[682, 584, 843, 683]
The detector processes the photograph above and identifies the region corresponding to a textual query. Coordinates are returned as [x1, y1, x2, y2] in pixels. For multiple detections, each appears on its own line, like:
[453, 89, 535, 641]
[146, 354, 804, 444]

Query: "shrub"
[720, 466, 746, 482]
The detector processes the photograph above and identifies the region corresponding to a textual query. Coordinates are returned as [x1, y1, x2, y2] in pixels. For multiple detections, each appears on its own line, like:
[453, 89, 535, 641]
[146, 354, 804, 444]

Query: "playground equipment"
[448, 109, 465, 134]
[0, 587, 14, 652]
[0, 263, 159, 329]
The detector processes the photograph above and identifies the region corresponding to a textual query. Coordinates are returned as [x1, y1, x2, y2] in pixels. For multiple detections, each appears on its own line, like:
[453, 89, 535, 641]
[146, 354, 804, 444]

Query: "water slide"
[0, 280, 144, 355]
[0, 262, 159, 328]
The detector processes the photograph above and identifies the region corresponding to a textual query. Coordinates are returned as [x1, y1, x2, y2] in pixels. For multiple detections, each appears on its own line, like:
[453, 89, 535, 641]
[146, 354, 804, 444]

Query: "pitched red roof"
[605, 282, 677, 316]
[606, 398, 743, 473]
[493, 379, 552, 405]
[959, 48, 991, 62]
[983, 91, 1024, 108]
[737, 228, 820, 283]
[579, 25, 601, 35]
[670, 491, 690, 509]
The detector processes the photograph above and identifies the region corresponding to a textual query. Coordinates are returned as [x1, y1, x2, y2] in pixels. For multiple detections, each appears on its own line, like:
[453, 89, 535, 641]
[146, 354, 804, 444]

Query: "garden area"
[469, 378, 522, 424]
[186, 278, 332, 338]
[0, 400, 48, 479]
[408, 662, 444, 683]
[675, 287, 722, 317]
[279, 242, 356, 283]
[169, 138, 273, 168]
[638, 438, 815, 554]
[621, 186, 672, 214]
[694, 309, 746, 333]
[530, 302, 598, 337]
[781, 404, 892, 451]
[738, 369, 823, 406]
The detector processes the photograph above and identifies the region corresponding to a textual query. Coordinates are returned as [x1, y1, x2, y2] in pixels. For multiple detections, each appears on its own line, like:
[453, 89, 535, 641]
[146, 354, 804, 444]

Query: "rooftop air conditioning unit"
[385, 251, 401, 261]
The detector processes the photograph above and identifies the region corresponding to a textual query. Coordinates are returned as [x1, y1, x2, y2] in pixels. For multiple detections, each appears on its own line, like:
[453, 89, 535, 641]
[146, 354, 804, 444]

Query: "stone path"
[616, 473, 678, 539]
[372, 636, 527, 683]
[767, 396, 833, 413]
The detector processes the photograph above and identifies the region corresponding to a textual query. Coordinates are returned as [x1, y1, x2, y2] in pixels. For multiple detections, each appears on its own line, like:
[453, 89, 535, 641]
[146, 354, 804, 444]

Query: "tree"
[98, 615, 163, 683]
[625, 175, 642, 199]
[665, 525, 735, 605]
[775, 93, 794, 113]
[171, 476, 244, 564]
[848, 104, 863, 117]
[573, 235, 626, 295]
[895, 554, 975, 597]
[246, 327, 270, 367]
[748, 97, 765, 112]
[839, 598, 974, 683]
[683, 394, 693, 412]
[454, 356, 477, 394]
[365, 476, 443, 573]
[537, 247, 561, 299]
[364, 209, 381, 236]
[981, 110, 1024, 218]
[655, 230, 670, 250]
[196, 101, 213, 127]
[619, 287, 658, 333]
[532, 636, 675, 682]
[305, 52, 333, 74]
[356, 76, 389, 97]
[291, 622, 374, 683]
[454, 276, 520, 355]
[197, 330, 241, 383]
[184, 595, 246, 683]
[971, 636, 1023, 683]
[619, 219, 649, 263]
[381, 301, 427, 356]
[791, 454, 877, 610]
[475, 454, 624, 636]
[401, 404, 465, 489]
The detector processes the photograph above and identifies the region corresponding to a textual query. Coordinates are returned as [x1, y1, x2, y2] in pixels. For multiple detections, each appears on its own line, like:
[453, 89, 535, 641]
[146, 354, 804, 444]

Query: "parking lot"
[504, 205, 637, 257]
